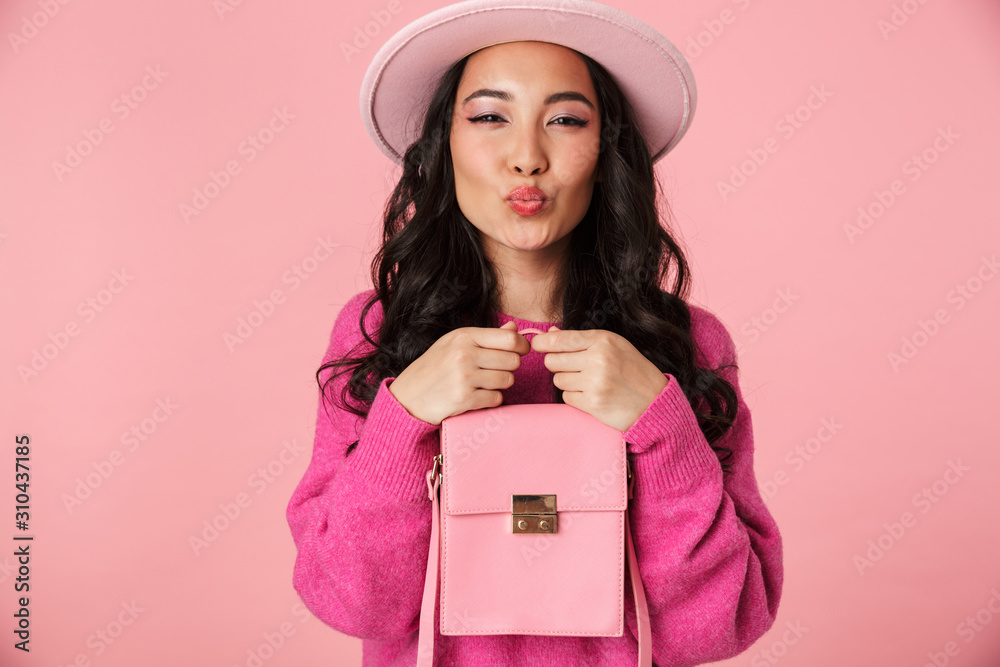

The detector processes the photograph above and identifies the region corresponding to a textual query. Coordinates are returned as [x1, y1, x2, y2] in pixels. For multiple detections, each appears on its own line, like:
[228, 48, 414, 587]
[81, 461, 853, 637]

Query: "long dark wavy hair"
[319, 47, 738, 473]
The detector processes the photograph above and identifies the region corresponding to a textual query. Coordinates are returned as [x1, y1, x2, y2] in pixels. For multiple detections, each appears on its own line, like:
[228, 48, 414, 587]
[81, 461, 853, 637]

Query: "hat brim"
[359, 0, 697, 166]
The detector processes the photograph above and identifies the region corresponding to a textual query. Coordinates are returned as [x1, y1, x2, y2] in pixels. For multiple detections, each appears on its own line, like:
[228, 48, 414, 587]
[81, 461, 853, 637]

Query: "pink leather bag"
[416, 327, 652, 666]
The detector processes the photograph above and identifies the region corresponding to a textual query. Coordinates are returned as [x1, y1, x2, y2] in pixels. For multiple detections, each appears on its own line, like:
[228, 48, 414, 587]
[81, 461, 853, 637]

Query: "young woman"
[287, 1, 783, 665]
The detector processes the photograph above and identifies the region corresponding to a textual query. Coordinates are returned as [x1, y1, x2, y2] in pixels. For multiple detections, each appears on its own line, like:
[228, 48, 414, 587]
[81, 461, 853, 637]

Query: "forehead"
[458, 41, 595, 94]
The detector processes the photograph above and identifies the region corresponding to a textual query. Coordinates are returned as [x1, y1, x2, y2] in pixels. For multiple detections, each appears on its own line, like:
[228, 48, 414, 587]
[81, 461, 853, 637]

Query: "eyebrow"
[460, 88, 596, 111]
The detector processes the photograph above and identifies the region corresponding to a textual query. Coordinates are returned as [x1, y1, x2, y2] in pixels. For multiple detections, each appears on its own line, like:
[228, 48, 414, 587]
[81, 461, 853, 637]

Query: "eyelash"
[469, 114, 588, 127]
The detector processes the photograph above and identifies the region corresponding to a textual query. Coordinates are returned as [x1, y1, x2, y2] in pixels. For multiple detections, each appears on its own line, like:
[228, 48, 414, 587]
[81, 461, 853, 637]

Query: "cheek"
[554, 135, 602, 188]
[451, 131, 491, 187]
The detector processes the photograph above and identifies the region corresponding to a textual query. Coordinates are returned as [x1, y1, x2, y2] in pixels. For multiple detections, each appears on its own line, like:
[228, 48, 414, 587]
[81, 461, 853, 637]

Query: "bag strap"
[417, 467, 652, 667]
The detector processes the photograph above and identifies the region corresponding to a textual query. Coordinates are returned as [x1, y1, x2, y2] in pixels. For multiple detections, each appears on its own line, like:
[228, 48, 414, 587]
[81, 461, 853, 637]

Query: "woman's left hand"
[529, 327, 669, 432]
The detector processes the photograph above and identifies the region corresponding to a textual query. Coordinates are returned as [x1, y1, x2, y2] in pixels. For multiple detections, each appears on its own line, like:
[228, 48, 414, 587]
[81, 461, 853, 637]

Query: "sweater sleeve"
[620, 309, 783, 666]
[285, 294, 440, 640]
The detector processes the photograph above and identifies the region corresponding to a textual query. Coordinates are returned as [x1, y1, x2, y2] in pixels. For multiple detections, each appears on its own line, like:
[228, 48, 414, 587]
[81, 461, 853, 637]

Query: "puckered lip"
[505, 185, 549, 201]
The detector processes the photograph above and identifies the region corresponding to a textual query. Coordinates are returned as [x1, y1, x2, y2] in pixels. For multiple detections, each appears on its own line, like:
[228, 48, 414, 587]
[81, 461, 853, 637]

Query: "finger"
[477, 348, 523, 372]
[474, 367, 517, 391]
[474, 323, 530, 354]
[470, 387, 505, 410]
[530, 328, 586, 353]
[559, 388, 580, 410]
[539, 349, 586, 374]
[550, 369, 585, 393]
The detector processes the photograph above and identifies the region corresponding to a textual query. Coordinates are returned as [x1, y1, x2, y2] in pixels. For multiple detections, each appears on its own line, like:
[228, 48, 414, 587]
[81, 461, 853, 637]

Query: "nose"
[508, 125, 548, 175]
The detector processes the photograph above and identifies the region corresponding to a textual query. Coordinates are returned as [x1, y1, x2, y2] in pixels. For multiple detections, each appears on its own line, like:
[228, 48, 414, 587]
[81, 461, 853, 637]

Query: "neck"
[486, 235, 568, 323]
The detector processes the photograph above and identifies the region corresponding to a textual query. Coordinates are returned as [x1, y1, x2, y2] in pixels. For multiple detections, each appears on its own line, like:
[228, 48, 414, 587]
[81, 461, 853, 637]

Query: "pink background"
[2, 0, 999, 665]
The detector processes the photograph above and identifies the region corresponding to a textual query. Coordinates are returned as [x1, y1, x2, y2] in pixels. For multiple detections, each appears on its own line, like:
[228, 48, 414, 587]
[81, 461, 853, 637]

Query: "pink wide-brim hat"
[359, 0, 697, 167]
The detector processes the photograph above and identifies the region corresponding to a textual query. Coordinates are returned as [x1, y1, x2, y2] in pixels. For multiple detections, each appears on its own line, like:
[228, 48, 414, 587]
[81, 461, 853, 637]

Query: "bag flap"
[440, 403, 627, 515]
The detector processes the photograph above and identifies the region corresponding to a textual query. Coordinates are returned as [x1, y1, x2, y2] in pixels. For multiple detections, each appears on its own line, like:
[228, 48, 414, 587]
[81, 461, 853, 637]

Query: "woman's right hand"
[387, 320, 530, 426]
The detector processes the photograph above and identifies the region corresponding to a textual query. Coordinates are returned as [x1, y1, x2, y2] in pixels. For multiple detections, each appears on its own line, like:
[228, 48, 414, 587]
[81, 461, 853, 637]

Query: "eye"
[468, 114, 589, 127]
[551, 117, 588, 127]
[469, 114, 505, 124]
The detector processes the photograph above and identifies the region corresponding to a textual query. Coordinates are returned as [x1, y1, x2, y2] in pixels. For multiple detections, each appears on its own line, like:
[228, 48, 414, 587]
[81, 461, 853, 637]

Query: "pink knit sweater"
[286, 289, 783, 666]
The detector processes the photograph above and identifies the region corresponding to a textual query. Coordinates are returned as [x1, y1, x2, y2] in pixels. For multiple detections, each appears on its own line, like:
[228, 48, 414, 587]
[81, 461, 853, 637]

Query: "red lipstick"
[505, 186, 549, 216]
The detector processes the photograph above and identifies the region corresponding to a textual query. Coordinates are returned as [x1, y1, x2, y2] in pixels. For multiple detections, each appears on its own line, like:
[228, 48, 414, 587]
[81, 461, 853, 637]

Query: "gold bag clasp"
[512, 494, 557, 534]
